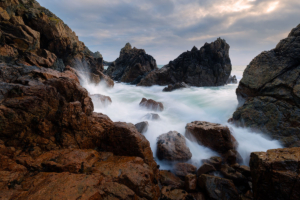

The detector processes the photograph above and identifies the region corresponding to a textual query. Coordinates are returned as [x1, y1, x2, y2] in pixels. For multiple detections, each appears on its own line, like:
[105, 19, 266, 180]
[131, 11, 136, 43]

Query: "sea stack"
[106, 43, 158, 84]
[138, 38, 232, 87]
[231, 23, 300, 147]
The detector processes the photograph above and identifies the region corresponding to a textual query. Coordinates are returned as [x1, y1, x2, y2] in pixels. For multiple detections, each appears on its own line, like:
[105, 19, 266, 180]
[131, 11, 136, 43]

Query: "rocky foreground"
[0, 0, 300, 199]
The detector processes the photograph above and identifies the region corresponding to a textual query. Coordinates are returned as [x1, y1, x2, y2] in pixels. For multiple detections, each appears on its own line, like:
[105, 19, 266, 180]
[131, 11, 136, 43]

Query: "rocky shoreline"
[0, 0, 299, 200]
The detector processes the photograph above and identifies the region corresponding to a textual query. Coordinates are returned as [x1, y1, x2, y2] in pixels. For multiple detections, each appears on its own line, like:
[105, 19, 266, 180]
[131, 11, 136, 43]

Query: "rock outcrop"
[138, 38, 232, 87]
[0, 0, 113, 87]
[156, 131, 192, 161]
[163, 82, 190, 92]
[232, 24, 300, 147]
[140, 98, 164, 111]
[106, 43, 158, 84]
[227, 75, 237, 84]
[250, 147, 300, 200]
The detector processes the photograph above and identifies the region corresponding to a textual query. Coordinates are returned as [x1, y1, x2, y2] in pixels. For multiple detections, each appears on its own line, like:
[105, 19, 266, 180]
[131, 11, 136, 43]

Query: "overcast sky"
[37, 0, 300, 65]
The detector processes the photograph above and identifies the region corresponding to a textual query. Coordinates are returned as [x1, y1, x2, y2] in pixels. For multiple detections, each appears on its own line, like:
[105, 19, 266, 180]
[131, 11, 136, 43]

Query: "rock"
[139, 98, 164, 111]
[138, 38, 232, 87]
[197, 163, 216, 177]
[223, 149, 243, 165]
[232, 24, 300, 147]
[226, 75, 237, 84]
[157, 131, 192, 161]
[0, 7, 10, 21]
[143, 113, 161, 121]
[174, 163, 197, 177]
[185, 121, 234, 154]
[106, 43, 157, 84]
[250, 147, 300, 200]
[201, 156, 223, 170]
[90, 94, 112, 107]
[160, 186, 191, 200]
[190, 192, 207, 200]
[135, 121, 149, 134]
[159, 170, 185, 189]
[198, 174, 239, 200]
[163, 82, 190, 92]
[185, 174, 197, 192]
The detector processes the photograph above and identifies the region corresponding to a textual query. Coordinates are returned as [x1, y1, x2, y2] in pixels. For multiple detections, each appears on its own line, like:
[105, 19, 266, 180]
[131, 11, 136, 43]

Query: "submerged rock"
[143, 113, 161, 121]
[163, 82, 190, 92]
[135, 121, 149, 134]
[90, 94, 112, 106]
[140, 98, 164, 111]
[138, 38, 232, 87]
[226, 75, 237, 84]
[106, 43, 157, 84]
[232, 24, 300, 147]
[250, 147, 300, 200]
[156, 131, 192, 161]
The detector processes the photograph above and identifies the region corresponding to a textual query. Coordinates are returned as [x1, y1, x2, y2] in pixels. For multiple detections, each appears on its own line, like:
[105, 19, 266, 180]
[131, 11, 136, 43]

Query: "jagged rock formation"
[106, 43, 157, 84]
[0, 0, 113, 86]
[138, 38, 232, 87]
[250, 147, 300, 200]
[227, 75, 237, 84]
[139, 98, 164, 111]
[232, 24, 300, 147]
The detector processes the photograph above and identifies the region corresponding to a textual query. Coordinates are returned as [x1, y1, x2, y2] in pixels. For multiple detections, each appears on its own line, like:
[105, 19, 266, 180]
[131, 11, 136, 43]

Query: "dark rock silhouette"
[106, 43, 157, 84]
[227, 75, 237, 84]
[232, 24, 300, 147]
[138, 38, 232, 87]
[135, 121, 149, 134]
[139, 98, 164, 111]
[163, 82, 190, 92]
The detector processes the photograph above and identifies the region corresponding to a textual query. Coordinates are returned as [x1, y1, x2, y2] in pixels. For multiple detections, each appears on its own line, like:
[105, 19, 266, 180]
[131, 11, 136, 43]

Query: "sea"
[81, 65, 282, 169]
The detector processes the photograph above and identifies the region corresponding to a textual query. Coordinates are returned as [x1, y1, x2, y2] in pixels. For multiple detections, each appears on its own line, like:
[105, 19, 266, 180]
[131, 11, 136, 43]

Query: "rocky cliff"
[106, 43, 158, 84]
[0, 0, 109, 82]
[138, 38, 232, 87]
[232, 24, 300, 147]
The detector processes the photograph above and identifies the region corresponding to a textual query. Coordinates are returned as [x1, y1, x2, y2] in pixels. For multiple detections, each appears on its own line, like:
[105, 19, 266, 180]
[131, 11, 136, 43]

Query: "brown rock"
[140, 98, 164, 111]
[201, 156, 223, 170]
[198, 174, 239, 200]
[90, 94, 112, 106]
[135, 121, 149, 134]
[185, 174, 197, 192]
[160, 186, 190, 200]
[174, 163, 197, 177]
[190, 192, 207, 200]
[223, 149, 243, 165]
[159, 170, 185, 189]
[185, 121, 234, 154]
[250, 147, 300, 200]
[197, 163, 216, 176]
[143, 113, 161, 121]
[0, 7, 10, 21]
[157, 131, 192, 161]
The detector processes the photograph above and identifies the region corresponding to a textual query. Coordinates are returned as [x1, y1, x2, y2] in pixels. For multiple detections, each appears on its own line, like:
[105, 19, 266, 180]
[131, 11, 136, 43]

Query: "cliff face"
[138, 38, 232, 87]
[0, 0, 104, 74]
[106, 43, 158, 84]
[232, 24, 300, 147]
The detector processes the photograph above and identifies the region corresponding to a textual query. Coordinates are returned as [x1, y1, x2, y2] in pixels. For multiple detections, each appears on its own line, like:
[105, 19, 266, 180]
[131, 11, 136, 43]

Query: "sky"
[36, 0, 300, 66]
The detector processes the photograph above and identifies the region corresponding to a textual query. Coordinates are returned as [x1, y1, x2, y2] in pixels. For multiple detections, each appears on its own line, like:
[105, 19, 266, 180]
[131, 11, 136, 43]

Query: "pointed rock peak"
[120, 42, 132, 55]
[191, 46, 198, 51]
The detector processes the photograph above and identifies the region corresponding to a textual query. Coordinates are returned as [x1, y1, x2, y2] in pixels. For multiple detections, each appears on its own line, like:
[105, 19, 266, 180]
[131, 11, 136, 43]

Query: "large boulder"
[156, 131, 192, 161]
[106, 43, 158, 84]
[250, 147, 300, 200]
[138, 38, 232, 87]
[140, 98, 164, 111]
[232, 24, 300, 147]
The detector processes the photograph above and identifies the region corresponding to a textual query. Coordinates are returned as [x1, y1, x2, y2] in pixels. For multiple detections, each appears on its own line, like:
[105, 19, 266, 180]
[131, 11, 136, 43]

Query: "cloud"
[36, 0, 300, 66]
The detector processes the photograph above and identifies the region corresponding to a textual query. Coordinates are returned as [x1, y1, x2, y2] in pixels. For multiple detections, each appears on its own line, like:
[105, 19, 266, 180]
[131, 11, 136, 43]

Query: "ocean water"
[81, 66, 282, 169]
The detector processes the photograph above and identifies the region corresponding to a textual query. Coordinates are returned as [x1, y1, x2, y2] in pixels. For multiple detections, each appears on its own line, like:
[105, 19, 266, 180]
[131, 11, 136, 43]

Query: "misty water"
[81, 66, 282, 170]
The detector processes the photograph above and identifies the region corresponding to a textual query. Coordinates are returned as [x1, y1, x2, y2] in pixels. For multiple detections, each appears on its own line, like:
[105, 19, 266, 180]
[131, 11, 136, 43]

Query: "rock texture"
[156, 131, 192, 161]
[140, 98, 164, 111]
[232, 24, 300, 147]
[0, 0, 113, 87]
[135, 121, 149, 134]
[138, 38, 232, 87]
[106, 43, 157, 84]
[250, 147, 300, 200]
[227, 75, 237, 84]
[163, 82, 190, 92]
[174, 163, 197, 177]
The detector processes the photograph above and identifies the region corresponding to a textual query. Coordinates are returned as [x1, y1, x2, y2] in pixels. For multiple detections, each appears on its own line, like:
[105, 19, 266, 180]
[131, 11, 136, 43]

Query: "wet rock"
[198, 174, 239, 200]
[201, 156, 223, 170]
[223, 149, 243, 165]
[250, 147, 300, 200]
[185, 174, 197, 192]
[159, 170, 185, 189]
[135, 121, 149, 134]
[197, 163, 216, 177]
[90, 94, 112, 107]
[140, 98, 164, 111]
[106, 43, 157, 84]
[185, 121, 234, 154]
[138, 38, 232, 87]
[227, 75, 237, 84]
[190, 192, 207, 200]
[163, 82, 190, 92]
[232, 24, 300, 147]
[157, 131, 192, 161]
[143, 113, 161, 121]
[160, 186, 191, 200]
[174, 163, 197, 177]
